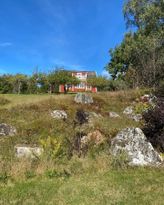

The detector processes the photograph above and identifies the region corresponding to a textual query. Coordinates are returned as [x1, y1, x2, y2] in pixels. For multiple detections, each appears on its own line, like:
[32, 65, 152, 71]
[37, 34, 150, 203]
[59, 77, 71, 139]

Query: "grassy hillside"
[0, 90, 164, 205]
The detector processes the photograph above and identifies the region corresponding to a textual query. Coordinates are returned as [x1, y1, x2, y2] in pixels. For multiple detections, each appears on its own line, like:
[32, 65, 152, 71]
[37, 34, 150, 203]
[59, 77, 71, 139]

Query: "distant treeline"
[0, 70, 80, 94]
[0, 69, 130, 94]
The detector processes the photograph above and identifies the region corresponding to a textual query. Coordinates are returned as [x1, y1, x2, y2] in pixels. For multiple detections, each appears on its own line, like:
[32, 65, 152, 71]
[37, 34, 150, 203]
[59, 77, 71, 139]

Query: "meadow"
[0, 90, 164, 205]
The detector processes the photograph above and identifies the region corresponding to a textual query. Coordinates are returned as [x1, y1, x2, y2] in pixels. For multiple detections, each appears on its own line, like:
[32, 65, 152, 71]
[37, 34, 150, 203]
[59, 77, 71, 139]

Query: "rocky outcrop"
[15, 145, 43, 158]
[74, 93, 93, 104]
[0, 123, 17, 137]
[51, 110, 67, 119]
[111, 127, 163, 166]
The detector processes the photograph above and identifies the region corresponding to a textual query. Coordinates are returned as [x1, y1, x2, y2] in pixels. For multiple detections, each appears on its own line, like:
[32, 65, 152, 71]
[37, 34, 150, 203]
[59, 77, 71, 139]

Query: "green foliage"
[0, 68, 80, 94]
[134, 102, 152, 114]
[87, 76, 109, 91]
[106, 0, 164, 88]
[0, 172, 10, 184]
[25, 170, 36, 179]
[45, 169, 70, 179]
[47, 69, 80, 93]
[40, 136, 61, 159]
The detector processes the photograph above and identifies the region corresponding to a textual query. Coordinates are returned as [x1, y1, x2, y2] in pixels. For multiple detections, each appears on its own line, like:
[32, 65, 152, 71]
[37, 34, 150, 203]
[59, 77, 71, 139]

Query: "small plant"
[0, 172, 10, 184]
[40, 136, 61, 159]
[45, 169, 71, 179]
[25, 170, 36, 179]
[134, 102, 152, 114]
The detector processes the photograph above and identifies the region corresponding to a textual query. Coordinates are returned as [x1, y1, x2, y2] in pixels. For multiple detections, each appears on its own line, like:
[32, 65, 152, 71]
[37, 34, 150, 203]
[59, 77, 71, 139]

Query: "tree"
[106, 0, 164, 88]
[47, 69, 80, 93]
[124, 0, 164, 34]
[0, 75, 13, 93]
[10, 74, 28, 94]
[87, 76, 109, 91]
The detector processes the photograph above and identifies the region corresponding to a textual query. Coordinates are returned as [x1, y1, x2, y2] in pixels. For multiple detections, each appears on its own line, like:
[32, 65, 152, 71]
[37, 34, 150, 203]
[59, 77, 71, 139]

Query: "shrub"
[40, 136, 61, 159]
[143, 98, 164, 152]
[134, 102, 152, 114]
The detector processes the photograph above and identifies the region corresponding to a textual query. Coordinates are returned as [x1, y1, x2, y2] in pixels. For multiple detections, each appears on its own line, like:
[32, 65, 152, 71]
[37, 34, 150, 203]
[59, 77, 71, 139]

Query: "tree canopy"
[106, 0, 164, 88]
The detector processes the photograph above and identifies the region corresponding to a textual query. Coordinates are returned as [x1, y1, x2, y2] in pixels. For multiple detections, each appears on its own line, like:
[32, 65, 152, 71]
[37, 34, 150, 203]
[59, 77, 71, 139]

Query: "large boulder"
[15, 145, 43, 158]
[0, 123, 17, 137]
[111, 127, 163, 166]
[51, 110, 67, 119]
[74, 93, 93, 104]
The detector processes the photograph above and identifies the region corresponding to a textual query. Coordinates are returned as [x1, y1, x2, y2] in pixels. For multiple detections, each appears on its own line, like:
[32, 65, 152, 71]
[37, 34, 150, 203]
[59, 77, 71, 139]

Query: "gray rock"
[129, 114, 142, 122]
[87, 112, 103, 126]
[15, 145, 43, 158]
[0, 123, 17, 137]
[109, 112, 120, 118]
[123, 106, 142, 121]
[123, 106, 133, 115]
[74, 93, 93, 104]
[81, 130, 104, 146]
[51, 110, 67, 119]
[111, 127, 163, 166]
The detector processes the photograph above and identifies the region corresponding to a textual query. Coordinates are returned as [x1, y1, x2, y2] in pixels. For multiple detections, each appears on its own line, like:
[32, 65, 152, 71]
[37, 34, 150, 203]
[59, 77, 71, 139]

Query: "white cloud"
[0, 42, 13, 47]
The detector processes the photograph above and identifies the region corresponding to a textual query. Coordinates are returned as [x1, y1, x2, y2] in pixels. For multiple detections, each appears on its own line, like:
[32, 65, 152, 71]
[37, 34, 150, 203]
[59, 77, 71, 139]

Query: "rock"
[123, 106, 142, 121]
[74, 93, 93, 104]
[81, 130, 104, 146]
[51, 110, 67, 119]
[129, 114, 142, 122]
[75, 110, 102, 127]
[140, 94, 151, 102]
[109, 112, 120, 118]
[15, 145, 43, 158]
[111, 127, 163, 166]
[88, 112, 102, 123]
[123, 106, 133, 115]
[75, 109, 90, 125]
[0, 123, 17, 136]
[139, 94, 156, 106]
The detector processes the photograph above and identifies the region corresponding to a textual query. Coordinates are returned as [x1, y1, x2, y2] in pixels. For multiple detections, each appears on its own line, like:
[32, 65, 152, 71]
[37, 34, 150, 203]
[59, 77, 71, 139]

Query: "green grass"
[0, 168, 163, 205]
[0, 90, 164, 205]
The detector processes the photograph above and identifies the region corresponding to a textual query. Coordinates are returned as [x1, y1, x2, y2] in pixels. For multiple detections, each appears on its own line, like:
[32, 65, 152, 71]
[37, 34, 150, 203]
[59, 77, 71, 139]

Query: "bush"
[143, 98, 164, 152]
[108, 80, 128, 91]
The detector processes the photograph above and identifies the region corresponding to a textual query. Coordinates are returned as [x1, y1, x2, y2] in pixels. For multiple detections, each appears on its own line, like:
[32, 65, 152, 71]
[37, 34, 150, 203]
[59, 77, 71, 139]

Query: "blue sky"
[0, 0, 126, 75]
